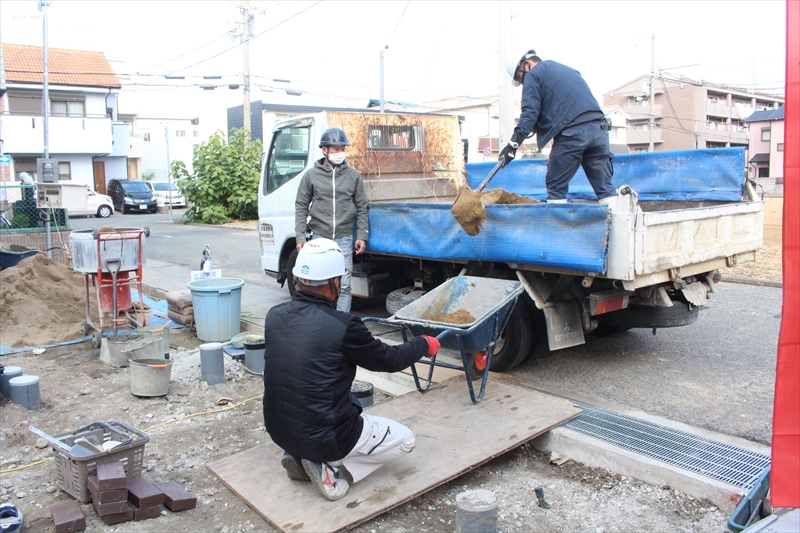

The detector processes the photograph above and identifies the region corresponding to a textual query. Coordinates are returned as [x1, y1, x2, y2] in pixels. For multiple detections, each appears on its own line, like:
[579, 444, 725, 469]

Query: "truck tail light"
[589, 291, 630, 316]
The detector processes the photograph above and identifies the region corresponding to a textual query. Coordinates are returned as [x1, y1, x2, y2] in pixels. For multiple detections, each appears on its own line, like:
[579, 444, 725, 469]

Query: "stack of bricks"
[166, 289, 194, 326]
[89, 462, 132, 525]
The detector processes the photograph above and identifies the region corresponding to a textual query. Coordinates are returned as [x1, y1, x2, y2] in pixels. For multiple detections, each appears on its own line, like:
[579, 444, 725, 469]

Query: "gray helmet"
[319, 127, 350, 148]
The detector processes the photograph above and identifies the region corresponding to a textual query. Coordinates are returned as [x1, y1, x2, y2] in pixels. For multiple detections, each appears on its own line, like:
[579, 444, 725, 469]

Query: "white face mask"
[327, 152, 346, 165]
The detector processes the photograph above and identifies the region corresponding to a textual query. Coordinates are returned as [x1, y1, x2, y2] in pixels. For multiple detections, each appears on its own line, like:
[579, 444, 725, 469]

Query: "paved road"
[68, 212, 781, 445]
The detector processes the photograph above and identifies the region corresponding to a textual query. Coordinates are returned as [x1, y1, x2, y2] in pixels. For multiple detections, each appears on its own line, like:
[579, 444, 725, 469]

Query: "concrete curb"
[722, 276, 782, 288]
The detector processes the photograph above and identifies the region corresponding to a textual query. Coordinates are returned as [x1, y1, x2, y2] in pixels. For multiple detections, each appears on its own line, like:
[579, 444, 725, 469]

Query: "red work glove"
[421, 335, 440, 357]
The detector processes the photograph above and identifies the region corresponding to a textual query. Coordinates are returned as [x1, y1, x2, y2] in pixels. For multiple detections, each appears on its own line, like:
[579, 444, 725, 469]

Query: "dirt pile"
[452, 188, 540, 236]
[0, 255, 95, 348]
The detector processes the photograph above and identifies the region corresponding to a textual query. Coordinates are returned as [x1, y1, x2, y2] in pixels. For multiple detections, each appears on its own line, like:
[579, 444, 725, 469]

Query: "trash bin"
[187, 278, 245, 342]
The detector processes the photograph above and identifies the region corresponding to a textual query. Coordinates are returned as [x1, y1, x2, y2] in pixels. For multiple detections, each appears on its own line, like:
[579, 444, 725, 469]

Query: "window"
[193, 130, 200, 138]
[51, 100, 84, 117]
[175, 130, 186, 138]
[366, 125, 425, 152]
[761, 129, 771, 141]
[58, 162, 71, 180]
[758, 167, 769, 178]
[142, 133, 151, 142]
[265, 123, 311, 194]
[777, 143, 784, 151]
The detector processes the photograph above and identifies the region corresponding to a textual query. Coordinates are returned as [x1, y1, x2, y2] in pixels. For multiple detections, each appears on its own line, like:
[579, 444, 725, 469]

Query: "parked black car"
[107, 179, 157, 214]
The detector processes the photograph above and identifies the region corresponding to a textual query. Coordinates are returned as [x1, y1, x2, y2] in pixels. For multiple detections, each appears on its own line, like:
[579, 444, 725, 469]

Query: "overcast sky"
[2, 0, 788, 134]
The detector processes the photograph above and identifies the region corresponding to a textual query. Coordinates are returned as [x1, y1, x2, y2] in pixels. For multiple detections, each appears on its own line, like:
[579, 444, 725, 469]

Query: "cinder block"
[153, 481, 197, 511]
[133, 504, 162, 521]
[51, 500, 86, 533]
[95, 461, 127, 491]
[92, 497, 128, 516]
[100, 505, 134, 525]
[127, 478, 165, 509]
[87, 475, 128, 504]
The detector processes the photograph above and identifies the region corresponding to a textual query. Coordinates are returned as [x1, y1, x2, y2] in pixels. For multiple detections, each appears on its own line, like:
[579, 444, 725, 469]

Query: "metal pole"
[648, 34, 655, 153]
[40, 0, 52, 257]
[242, 0, 251, 135]
[379, 50, 385, 113]
[165, 126, 172, 222]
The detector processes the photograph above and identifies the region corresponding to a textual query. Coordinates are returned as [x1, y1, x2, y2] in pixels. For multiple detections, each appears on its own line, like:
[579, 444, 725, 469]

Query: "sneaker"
[281, 452, 310, 481]
[301, 459, 349, 501]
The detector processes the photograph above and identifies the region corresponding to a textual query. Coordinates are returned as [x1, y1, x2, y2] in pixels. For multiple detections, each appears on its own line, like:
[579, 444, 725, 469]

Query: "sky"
[1, 0, 788, 135]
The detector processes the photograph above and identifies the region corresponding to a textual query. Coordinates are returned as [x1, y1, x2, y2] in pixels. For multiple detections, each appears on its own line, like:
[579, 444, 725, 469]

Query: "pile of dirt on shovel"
[0, 255, 97, 347]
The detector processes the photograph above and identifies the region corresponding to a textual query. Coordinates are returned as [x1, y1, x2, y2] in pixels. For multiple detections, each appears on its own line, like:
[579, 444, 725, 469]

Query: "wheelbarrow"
[364, 276, 524, 403]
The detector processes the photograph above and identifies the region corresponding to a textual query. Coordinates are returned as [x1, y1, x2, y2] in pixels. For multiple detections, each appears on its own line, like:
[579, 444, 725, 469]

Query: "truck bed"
[367, 148, 763, 280]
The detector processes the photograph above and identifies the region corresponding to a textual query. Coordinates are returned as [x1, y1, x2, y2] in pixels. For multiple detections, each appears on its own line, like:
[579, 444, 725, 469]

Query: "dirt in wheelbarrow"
[0, 322, 728, 533]
[0, 255, 98, 348]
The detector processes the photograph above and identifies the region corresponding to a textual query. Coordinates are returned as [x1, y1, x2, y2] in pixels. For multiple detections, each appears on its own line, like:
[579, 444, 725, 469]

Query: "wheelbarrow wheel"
[82, 321, 90, 336]
[92, 331, 102, 348]
[466, 352, 484, 381]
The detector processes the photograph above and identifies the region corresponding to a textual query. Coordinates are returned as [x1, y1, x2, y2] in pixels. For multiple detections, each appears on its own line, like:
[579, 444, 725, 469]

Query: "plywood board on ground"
[207, 376, 581, 533]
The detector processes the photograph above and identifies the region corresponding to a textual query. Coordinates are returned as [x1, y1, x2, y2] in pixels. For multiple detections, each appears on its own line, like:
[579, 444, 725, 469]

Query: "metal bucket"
[101, 333, 143, 368]
[129, 358, 172, 397]
[122, 336, 163, 362]
[138, 323, 171, 359]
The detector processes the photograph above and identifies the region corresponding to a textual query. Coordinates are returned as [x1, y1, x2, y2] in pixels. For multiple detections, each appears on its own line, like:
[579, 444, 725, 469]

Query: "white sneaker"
[301, 459, 350, 501]
[547, 198, 568, 203]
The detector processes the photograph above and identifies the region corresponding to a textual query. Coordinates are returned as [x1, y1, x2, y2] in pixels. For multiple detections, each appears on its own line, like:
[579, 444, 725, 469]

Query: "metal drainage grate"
[507, 381, 771, 490]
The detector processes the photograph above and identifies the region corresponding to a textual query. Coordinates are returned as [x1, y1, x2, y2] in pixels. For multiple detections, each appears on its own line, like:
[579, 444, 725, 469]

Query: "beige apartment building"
[603, 75, 783, 152]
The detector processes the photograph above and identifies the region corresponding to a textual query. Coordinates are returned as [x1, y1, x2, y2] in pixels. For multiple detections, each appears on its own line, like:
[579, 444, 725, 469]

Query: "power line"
[386, 1, 410, 47]
[138, 30, 234, 74]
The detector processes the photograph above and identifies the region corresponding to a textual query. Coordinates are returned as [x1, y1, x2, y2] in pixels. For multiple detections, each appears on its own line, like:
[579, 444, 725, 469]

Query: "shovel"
[451, 161, 504, 236]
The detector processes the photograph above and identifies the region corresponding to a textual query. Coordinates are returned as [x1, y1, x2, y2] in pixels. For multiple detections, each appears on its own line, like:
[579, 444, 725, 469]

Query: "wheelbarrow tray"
[389, 276, 524, 353]
[0, 243, 39, 270]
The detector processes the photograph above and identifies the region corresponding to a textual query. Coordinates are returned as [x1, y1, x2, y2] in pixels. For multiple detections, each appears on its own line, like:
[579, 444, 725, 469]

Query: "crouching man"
[262, 238, 440, 501]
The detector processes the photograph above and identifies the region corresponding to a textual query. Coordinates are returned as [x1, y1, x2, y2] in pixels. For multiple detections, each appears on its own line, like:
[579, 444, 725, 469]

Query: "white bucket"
[129, 358, 172, 397]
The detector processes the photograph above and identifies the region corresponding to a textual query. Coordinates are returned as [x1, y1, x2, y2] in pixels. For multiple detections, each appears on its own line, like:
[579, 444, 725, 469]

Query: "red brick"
[153, 481, 197, 511]
[92, 497, 128, 516]
[100, 505, 134, 526]
[51, 500, 86, 533]
[87, 475, 128, 504]
[95, 461, 127, 490]
[126, 478, 165, 508]
[133, 504, 162, 521]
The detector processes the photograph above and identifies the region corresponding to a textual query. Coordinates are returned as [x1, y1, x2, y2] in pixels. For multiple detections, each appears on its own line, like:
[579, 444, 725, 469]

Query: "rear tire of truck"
[386, 286, 426, 315]
[489, 301, 534, 372]
[601, 302, 700, 329]
[286, 248, 299, 297]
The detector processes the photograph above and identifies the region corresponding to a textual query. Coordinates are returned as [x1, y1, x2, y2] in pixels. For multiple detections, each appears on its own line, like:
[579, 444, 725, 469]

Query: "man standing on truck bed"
[500, 50, 617, 206]
[295, 127, 368, 313]
[263, 239, 440, 501]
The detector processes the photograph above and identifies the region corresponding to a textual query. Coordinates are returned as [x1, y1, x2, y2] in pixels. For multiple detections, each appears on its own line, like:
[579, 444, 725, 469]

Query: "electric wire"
[138, 30, 234, 74]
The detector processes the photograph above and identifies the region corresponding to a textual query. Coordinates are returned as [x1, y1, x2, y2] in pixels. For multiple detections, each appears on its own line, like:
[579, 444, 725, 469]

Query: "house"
[744, 105, 784, 193]
[135, 116, 201, 180]
[600, 105, 630, 154]
[603, 74, 783, 153]
[0, 43, 136, 195]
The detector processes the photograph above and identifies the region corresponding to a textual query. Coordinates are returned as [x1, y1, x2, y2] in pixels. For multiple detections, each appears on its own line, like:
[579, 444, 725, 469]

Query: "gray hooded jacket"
[295, 158, 369, 243]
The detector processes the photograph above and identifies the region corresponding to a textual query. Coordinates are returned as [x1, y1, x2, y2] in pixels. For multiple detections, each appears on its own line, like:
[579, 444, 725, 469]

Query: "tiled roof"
[3, 43, 120, 88]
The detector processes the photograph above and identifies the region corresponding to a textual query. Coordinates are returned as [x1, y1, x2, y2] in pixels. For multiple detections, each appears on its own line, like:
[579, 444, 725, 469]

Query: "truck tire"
[489, 300, 533, 372]
[601, 302, 700, 329]
[386, 286, 426, 315]
[286, 248, 299, 296]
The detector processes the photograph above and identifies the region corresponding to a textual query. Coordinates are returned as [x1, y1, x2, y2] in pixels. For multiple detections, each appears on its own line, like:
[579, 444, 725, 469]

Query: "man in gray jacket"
[295, 128, 369, 313]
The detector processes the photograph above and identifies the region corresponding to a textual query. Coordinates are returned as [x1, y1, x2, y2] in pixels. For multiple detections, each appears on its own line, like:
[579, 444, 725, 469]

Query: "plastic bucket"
[129, 358, 173, 397]
[243, 338, 265, 375]
[137, 323, 171, 359]
[187, 278, 245, 342]
[456, 489, 498, 533]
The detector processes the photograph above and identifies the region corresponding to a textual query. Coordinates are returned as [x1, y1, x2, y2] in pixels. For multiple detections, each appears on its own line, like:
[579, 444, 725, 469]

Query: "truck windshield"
[265, 125, 310, 194]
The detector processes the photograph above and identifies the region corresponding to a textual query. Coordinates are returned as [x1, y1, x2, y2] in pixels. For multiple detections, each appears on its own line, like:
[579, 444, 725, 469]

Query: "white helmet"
[506, 49, 538, 87]
[292, 238, 345, 286]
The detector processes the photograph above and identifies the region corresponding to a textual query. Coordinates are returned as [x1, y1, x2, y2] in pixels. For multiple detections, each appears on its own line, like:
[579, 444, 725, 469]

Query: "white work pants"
[334, 414, 415, 483]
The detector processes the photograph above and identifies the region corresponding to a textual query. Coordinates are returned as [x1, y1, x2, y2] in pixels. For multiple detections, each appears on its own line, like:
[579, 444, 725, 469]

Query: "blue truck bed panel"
[466, 147, 746, 201]
[368, 202, 609, 274]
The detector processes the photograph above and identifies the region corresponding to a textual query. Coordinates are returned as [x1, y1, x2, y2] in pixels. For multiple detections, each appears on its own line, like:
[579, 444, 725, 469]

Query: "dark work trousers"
[545, 120, 615, 200]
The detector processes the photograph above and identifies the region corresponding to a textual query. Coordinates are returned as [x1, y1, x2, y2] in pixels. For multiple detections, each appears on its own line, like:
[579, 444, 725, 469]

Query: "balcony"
[129, 135, 144, 159]
[627, 129, 663, 144]
[703, 124, 749, 144]
[706, 102, 732, 118]
[1, 114, 112, 154]
[623, 103, 663, 119]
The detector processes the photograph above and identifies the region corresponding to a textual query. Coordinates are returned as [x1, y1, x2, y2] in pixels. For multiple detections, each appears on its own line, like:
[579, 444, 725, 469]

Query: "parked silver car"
[146, 180, 186, 208]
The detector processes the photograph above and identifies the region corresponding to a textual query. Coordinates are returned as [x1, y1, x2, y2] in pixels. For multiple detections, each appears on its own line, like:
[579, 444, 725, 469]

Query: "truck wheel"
[286, 248, 299, 296]
[489, 300, 533, 372]
[602, 302, 700, 329]
[386, 286, 426, 315]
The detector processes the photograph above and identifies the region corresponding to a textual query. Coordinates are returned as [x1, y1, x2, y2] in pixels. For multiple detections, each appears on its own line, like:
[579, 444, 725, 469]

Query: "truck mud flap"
[516, 271, 585, 351]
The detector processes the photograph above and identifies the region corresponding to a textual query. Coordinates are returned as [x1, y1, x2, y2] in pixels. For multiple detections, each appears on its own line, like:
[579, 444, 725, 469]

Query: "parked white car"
[68, 187, 114, 218]
[146, 181, 186, 208]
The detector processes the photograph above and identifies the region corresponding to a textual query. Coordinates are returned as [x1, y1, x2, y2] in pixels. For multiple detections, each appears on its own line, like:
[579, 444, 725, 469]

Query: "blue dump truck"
[258, 112, 763, 372]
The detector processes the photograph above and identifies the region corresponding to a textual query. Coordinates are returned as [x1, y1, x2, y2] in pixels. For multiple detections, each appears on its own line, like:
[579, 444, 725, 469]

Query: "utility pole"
[165, 126, 173, 223]
[648, 34, 655, 152]
[497, 1, 514, 147]
[39, 0, 52, 257]
[379, 49, 385, 113]
[241, 1, 252, 136]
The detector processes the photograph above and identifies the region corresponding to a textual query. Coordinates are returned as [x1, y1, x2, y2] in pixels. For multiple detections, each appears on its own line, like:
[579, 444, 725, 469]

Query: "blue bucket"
[187, 278, 245, 342]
